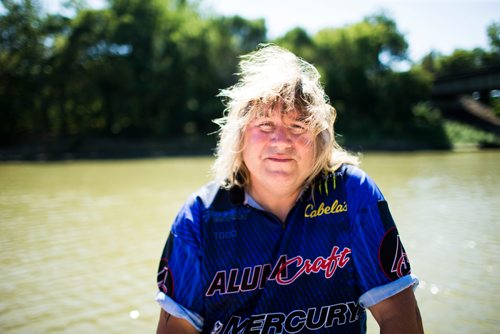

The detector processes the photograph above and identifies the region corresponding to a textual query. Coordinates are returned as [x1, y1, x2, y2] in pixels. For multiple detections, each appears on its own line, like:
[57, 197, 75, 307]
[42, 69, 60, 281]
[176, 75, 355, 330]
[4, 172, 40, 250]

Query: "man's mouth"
[267, 156, 293, 162]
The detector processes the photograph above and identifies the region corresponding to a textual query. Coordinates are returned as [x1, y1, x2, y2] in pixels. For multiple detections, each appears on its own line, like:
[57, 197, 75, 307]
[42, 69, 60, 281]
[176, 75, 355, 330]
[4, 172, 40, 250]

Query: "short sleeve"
[346, 167, 417, 308]
[156, 198, 204, 330]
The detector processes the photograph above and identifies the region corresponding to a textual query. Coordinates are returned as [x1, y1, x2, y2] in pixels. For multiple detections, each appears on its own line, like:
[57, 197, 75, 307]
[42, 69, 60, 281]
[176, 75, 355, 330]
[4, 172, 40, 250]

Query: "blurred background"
[0, 0, 499, 333]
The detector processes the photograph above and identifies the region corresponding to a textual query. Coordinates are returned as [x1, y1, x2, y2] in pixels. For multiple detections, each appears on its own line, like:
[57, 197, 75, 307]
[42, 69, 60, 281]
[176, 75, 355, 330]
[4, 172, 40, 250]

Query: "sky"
[42, 0, 500, 62]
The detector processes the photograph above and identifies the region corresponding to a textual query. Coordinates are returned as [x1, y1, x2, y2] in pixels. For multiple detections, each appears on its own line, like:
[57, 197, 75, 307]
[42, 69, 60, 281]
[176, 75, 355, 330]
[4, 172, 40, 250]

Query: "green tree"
[312, 13, 427, 137]
[0, 0, 46, 143]
[1, 1, 454, 152]
[273, 27, 315, 63]
[200, 15, 268, 133]
[425, 21, 500, 78]
[487, 21, 500, 53]
[47, 8, 115, 137]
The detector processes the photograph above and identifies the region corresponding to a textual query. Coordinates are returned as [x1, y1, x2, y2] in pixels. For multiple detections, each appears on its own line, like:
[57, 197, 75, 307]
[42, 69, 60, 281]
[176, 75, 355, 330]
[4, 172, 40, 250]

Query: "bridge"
[431, 65, 500, 134]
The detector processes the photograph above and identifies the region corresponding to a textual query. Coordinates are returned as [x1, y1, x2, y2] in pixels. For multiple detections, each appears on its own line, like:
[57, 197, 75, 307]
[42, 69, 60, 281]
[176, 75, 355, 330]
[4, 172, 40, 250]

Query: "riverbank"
[1, 120, 499, 161]
[0, 136, 218, 161]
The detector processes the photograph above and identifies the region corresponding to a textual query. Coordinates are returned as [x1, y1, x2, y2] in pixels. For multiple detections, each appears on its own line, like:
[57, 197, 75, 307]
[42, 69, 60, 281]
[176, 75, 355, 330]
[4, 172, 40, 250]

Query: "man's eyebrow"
[288, 114, 308, 122]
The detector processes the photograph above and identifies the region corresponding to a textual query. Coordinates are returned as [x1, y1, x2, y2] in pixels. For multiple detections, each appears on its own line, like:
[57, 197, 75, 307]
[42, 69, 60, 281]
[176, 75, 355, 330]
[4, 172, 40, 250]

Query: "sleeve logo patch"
[157, 258, 174, 296]
[378, 227, 411, 281]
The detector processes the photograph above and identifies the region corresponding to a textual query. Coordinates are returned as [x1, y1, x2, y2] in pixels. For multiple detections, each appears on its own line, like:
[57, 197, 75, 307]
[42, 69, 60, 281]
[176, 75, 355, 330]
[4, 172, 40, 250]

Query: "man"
[156, 45, 424, 333]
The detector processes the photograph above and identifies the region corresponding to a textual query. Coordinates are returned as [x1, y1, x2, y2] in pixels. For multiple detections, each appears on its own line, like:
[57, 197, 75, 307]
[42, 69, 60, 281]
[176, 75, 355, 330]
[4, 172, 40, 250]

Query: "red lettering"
[276, 246, 351, 285]
[206, 247, 351, 296]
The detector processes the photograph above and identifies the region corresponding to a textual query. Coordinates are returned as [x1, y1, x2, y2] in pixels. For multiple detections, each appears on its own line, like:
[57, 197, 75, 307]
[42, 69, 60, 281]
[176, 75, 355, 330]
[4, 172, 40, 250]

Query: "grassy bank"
[443, 120, 500, 150]
[1, 121, 498, 161]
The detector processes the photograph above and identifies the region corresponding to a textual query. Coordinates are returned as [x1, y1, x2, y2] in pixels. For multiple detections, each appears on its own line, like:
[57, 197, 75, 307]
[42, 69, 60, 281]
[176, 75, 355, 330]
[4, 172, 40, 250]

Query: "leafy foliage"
[0, 1, 496, 152]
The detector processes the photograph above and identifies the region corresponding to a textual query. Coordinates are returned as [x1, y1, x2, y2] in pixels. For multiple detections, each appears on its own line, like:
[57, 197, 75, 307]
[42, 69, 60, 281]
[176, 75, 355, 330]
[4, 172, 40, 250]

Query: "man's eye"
[258, 122, 274, 132]
[289, 123, 307, 134]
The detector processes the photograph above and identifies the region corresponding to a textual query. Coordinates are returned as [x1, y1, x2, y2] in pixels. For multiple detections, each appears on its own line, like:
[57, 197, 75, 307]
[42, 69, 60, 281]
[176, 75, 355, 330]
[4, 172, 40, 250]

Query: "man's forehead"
[253, 103, 308, 121]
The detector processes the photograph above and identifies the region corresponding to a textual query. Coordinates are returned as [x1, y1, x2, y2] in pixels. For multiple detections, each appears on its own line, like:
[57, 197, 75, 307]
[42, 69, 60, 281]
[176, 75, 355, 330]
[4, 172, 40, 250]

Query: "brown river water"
[1, 151, 499, 333]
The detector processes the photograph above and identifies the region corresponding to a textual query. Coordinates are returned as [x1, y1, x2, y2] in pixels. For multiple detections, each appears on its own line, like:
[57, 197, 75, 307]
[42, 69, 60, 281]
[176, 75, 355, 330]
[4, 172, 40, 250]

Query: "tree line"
[1, 0, 499, 152]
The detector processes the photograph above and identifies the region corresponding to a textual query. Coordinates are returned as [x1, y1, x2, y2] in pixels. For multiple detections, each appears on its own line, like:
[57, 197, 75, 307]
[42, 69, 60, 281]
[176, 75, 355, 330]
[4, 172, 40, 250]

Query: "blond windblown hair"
[212, 44, 358, 188]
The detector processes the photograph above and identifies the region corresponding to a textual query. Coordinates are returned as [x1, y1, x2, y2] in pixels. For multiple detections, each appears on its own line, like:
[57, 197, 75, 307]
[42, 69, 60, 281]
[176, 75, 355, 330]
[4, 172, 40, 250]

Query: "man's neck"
[246, 185, 301, 222]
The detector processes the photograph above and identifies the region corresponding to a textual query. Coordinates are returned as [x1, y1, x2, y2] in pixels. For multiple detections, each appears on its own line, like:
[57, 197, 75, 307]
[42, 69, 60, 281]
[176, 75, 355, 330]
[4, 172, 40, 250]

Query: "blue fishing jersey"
[156, 164, 418, 333]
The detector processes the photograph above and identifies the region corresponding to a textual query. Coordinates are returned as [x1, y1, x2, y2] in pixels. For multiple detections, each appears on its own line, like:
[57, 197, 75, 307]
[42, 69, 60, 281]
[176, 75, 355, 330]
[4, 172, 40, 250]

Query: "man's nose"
[271, 125, 292, 148]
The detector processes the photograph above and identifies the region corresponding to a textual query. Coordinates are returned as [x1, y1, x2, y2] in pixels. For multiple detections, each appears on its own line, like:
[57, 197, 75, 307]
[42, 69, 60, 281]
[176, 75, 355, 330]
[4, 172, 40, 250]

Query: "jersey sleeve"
[156, 196, 204, 331]
[346, 166, 418, 308]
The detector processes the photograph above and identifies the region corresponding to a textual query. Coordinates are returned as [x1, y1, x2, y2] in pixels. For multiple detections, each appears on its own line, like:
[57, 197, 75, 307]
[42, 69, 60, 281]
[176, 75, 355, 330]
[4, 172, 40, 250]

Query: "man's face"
[242, 104, 315, 197]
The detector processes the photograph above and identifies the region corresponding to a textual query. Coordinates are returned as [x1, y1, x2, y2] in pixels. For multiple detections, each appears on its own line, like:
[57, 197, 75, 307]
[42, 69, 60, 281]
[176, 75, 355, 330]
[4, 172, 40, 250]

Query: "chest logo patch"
[304, 200, 348, 218]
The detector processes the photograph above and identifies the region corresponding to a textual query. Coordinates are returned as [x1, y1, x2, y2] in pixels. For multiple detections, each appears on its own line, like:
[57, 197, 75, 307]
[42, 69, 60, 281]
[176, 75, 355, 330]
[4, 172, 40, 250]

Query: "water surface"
[0, 152, 498, 333]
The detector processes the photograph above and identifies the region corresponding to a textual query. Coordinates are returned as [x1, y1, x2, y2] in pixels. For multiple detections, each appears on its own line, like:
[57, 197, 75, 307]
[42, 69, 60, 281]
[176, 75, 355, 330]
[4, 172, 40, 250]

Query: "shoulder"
[191, 181, 243, 211]
[330, 164, 386, 212]
[317, 164, 381, 195]
[191, 181, 223, 209]
[172, 182, 245, 247]
[342, 165, 384, 201]
[173, 181, 242, 228]
[170, 182, 226, 245]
